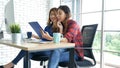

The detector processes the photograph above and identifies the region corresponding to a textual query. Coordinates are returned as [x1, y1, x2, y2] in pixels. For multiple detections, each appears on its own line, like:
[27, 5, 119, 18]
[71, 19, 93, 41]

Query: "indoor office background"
[0, 0, 120, 68]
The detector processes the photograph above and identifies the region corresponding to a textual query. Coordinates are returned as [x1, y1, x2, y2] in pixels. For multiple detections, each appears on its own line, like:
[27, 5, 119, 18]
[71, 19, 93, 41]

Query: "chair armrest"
[75, 47, 99, 50]
[84, 56, 94, 64]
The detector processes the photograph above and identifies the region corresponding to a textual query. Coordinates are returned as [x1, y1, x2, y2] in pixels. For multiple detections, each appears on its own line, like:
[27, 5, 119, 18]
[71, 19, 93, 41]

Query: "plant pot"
[12, 33, 21, 44]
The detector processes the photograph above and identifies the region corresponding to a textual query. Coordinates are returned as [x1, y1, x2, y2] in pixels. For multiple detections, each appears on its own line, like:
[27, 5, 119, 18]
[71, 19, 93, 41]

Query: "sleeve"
[44, 26, 48, 31]
[64, 23, 79, 42]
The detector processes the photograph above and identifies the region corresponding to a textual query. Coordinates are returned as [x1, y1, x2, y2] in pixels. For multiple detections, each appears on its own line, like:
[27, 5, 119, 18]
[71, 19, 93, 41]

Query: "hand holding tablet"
[29, 21, 45, 39]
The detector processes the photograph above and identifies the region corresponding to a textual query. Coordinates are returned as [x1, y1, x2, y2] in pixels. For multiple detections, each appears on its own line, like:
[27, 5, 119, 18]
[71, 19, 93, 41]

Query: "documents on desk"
[25, 38, 51, 44]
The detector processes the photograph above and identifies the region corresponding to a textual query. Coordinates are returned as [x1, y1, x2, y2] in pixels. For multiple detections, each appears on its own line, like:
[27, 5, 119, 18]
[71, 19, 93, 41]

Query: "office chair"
[31, 55, 49, 68]
[59, 24, 98, 68]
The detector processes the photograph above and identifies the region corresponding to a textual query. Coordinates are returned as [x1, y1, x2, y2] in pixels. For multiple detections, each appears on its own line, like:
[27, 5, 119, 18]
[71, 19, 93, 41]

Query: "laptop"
[29, 21, 45, 39]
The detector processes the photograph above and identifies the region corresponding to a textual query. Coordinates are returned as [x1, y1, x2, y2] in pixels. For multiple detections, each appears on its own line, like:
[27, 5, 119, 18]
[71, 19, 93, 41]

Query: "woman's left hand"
[41, 31, 53, 40]
[60, 38, 68, 42]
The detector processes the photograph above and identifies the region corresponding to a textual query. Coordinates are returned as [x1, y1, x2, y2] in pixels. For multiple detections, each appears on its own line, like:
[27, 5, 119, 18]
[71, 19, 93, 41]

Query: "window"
[105, 0, 120, 10]
[82, 0, 102, 13]
[81, 0, 120, 68]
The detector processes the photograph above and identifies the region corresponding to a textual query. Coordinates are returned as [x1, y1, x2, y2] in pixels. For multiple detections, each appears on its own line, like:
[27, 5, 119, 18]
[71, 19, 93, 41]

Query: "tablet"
[29, 21, 45, 38]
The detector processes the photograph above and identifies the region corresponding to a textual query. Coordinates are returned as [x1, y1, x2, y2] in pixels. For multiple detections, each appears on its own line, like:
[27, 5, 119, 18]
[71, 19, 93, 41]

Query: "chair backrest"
[81, 24, 98, 66]
[81, 24, 98, 47]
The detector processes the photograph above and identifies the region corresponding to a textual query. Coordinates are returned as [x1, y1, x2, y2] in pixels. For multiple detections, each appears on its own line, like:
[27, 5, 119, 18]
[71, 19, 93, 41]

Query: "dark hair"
[58, 5, 71, 19]
[58, 5, 71, 34]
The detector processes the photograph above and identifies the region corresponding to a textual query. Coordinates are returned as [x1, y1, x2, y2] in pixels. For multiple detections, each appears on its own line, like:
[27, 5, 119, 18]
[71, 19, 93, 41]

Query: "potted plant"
[10, 23, 21, 44]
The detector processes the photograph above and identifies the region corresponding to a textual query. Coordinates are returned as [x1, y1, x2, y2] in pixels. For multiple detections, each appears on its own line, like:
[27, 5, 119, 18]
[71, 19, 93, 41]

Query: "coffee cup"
[27, 32, 32, 39]
[53, 33, 63, 43]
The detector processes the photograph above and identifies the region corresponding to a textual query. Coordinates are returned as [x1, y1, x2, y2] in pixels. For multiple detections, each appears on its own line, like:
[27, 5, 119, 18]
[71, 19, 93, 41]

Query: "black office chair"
[31, 55, 49, 68]
[59, 24, 98, 68]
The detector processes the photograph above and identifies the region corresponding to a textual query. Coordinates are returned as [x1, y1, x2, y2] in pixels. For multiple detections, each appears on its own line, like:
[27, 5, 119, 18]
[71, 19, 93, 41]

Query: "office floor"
[12, 59, 115, 68]
[13, 60, 99, 68]
[15, 60, 68, 68]
[0, 56, 113, 68]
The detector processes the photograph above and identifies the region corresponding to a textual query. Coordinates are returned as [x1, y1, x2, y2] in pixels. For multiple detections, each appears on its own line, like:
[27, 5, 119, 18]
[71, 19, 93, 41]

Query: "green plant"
[10, 24, 21, 33]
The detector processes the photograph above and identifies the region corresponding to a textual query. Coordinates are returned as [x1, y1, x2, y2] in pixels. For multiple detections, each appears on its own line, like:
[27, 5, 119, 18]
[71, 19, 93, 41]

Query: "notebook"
[29, 21, 45, 39]
[24, 38, 51, 44]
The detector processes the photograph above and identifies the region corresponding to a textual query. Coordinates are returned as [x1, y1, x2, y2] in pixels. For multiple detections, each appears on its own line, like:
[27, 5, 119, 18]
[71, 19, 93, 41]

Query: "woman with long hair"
[48, 5, 83, 68]
[0, 7, 62, 68]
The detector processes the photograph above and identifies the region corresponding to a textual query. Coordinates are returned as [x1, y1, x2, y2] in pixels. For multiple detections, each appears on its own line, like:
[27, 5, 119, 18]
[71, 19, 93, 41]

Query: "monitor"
[4, 0, 15, 33]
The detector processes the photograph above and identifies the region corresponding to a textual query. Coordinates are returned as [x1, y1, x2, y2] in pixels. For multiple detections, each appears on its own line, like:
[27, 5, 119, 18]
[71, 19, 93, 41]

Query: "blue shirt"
[42, 24, 53, 41]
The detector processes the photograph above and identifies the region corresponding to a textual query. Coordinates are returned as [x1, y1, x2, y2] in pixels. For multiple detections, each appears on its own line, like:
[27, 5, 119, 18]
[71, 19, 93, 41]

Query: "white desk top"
[0, 39, 75, 51]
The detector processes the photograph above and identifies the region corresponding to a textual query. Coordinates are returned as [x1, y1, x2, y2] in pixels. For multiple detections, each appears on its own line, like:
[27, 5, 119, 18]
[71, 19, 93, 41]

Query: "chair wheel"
[40, 61, 43, 66]
[43, 66, 46, 68]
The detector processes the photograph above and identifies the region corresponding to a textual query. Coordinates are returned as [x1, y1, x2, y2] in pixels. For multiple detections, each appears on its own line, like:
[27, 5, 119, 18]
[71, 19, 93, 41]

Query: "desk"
[0, 39, 75, 68]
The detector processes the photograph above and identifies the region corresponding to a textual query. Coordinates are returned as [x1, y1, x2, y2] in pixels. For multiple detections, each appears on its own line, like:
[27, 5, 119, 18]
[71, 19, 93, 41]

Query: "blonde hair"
[47, 8, 61, 33]
[47, 8, 58, 25]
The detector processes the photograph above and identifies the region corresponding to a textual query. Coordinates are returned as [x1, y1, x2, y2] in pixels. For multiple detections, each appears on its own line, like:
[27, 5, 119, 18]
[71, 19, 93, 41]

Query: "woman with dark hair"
[0, 7, 63, 68]
[48, 5, 83, 68]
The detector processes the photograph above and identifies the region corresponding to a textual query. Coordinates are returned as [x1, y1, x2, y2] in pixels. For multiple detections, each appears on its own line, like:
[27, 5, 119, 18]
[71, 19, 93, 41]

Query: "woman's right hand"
[32, 34, 40, 39]
[57, 21, 63, 34]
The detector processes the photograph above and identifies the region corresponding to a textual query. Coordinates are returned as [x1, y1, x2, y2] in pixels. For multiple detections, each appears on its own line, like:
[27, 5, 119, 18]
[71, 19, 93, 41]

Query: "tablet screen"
[29, 21, 45, 38]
